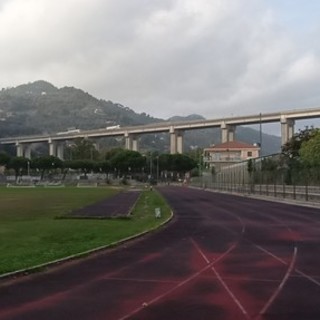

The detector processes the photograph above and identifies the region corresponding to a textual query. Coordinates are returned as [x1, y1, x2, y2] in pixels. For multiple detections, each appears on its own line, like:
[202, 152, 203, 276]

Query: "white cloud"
[0, 0, 320, 121]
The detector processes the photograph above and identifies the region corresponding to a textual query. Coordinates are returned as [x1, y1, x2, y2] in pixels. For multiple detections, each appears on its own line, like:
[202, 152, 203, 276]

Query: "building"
[203, 140, 260, 172]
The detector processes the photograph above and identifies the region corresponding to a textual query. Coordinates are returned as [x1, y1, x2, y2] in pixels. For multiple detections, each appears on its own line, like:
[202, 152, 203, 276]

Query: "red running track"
[0, 186, 320, 319]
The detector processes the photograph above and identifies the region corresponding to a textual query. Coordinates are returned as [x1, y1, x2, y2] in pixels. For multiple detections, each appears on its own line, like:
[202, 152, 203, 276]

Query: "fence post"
[305, 173, 309, 201]
[282, 171, 286, 199]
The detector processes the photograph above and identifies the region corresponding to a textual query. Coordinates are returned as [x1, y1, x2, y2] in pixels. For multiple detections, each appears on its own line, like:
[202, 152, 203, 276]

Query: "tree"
[158, 154, 172, 172]
[186, 148, 203, 164]
[247, 159, 256, 191]
[157, 153, 197, 181]
[93, 161, 111, 174]
[8, 157, 29, 181]
[171, 154, 197, 173]
[110, 150, 146, 175]
[70, 138, 100, 160]
[104, 148, 123, 161]
[66, 160, 95, 177]
[300, 131, 320, 167]
[282, 127, 318, 161]
[261, 157, 278, 184]
[281, 127, 319, 184]
[0, 152, 10, 166]
[32, 155, 63, 180]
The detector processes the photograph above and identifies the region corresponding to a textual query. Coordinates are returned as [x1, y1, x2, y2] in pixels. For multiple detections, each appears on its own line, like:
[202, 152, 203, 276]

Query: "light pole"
[199, 161, 203, 188]
[259, 112, 262, 153]
[156, 156, 159, 183]
[149, 154, 153, 180]
[27, 161, 30, 178]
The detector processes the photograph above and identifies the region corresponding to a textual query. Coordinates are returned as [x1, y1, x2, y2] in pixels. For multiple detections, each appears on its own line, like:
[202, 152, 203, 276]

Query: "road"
[0, 186, 319, 319]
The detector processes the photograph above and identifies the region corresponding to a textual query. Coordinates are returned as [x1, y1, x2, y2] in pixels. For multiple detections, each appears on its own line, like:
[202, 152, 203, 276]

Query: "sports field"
[0, 187, 171, 275]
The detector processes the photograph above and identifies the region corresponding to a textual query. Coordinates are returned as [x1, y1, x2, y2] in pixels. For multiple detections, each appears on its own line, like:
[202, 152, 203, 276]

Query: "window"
[247, 151, 252, 157]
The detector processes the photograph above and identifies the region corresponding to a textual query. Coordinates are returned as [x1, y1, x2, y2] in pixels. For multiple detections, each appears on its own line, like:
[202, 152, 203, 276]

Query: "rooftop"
[205, 140, 260, 150]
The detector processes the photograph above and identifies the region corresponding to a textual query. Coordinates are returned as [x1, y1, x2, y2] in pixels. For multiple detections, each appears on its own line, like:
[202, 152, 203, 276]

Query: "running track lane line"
[190, 238, 250, 320]
[231, 206, 299, 317]
[232, 202, 320, 287]
[242, 206, 320, 287]
[117, 259, 221, 320]
[254, 243, 320, 287]
[117, 239, 240, 320]
[257, 246, 298, 317]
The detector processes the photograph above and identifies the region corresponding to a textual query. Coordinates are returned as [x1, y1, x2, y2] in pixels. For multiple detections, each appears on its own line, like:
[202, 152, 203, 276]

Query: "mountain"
[168, 114, 205, 122]
[0, 81, 281, 155]
[0, 80, 162, 134]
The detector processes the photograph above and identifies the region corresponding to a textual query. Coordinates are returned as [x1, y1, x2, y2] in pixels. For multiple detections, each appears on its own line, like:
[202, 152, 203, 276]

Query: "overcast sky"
[1, 0, 320, 121]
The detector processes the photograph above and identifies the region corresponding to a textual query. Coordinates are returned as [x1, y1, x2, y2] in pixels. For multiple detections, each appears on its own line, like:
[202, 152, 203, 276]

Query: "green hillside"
[0, 81, 280, 155]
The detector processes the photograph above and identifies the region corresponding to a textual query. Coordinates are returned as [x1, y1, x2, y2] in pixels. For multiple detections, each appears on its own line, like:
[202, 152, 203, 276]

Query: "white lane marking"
[190, 238, 250, 319]
[117, 258, 218, 320]
[190, 238, 210, 263]
[295, 270, 320, 287]
[259, 246, 298, 315]
[254, 244, 287, 264]
[254, 243, 320, 288]
[210, 265, 250, 319]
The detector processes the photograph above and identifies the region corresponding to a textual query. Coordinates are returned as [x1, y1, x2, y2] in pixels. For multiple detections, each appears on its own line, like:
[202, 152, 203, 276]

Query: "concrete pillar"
[124, 132, 132, 150]
[132, 135, 139, 152]
[176, 131, 184, 154]
[93, 142, 100, 152]
[57, 144, 64, 160]
[281, 116, 295, 145]
[16, 142, 23, 157]
[169, 127, 184, 154]
[228, 126, 235, 142]
[169, 126, 177, 154]
[221, 122, 235, 143]
[24, 144, 32, 159]
[49, 141, 57, 157]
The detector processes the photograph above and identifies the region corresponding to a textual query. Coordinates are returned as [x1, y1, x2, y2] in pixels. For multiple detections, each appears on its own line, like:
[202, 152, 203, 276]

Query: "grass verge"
[0, 187, 171, 275]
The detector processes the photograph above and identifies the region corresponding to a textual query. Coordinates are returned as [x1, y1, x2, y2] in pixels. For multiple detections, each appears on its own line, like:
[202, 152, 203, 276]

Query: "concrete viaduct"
[1, 107, 320, 160]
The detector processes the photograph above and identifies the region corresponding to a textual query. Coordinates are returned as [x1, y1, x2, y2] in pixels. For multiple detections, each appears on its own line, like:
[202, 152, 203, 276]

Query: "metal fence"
[191, 155, 320, 203]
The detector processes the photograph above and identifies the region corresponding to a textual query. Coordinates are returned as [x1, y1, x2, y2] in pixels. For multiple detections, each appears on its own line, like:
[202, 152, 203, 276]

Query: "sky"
[1, 0, 320, 122]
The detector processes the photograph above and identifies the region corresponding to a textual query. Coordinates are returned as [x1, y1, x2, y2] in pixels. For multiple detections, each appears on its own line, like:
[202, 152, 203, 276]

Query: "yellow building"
[203, 140, 260, 172]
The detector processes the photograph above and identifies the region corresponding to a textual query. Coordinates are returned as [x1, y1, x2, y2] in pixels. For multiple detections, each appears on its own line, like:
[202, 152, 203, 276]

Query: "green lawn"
[0, 187, 171, 275]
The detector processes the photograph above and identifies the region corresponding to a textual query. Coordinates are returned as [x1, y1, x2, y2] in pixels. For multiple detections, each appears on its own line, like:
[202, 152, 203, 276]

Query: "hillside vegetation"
[0, 81, 280, 154]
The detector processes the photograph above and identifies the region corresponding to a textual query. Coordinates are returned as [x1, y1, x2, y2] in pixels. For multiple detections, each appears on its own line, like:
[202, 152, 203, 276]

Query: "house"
[203, 140, 260, 172]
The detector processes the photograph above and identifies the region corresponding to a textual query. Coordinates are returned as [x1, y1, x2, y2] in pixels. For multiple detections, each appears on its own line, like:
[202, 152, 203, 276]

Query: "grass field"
[0, 187, 171, 275]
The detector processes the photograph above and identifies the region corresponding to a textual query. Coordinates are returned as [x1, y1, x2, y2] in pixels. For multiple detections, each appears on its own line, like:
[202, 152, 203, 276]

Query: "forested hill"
[0, 80, 281, 154]
[0, 80, 161, 135]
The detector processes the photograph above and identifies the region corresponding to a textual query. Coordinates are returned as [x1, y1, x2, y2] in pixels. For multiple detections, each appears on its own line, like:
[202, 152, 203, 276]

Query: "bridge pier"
[49, 140, 57, 157]
[169, 127, 184, 154]
[24, 144, 32, 159]
[281, 117, 295, 145]
[132, 136, 139, 152]
[49, 141, 65, 160]
[221, 122, 235, 143]
[57, 144, 64, 160]
[15, 142, 32, 158]
[125, 133, 139, 152]
[15, 142, 24, 157]
[177, 131, 184, 154]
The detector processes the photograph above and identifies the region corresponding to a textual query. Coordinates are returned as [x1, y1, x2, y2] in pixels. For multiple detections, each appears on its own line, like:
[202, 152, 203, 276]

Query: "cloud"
[0, 0, 320, 120]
